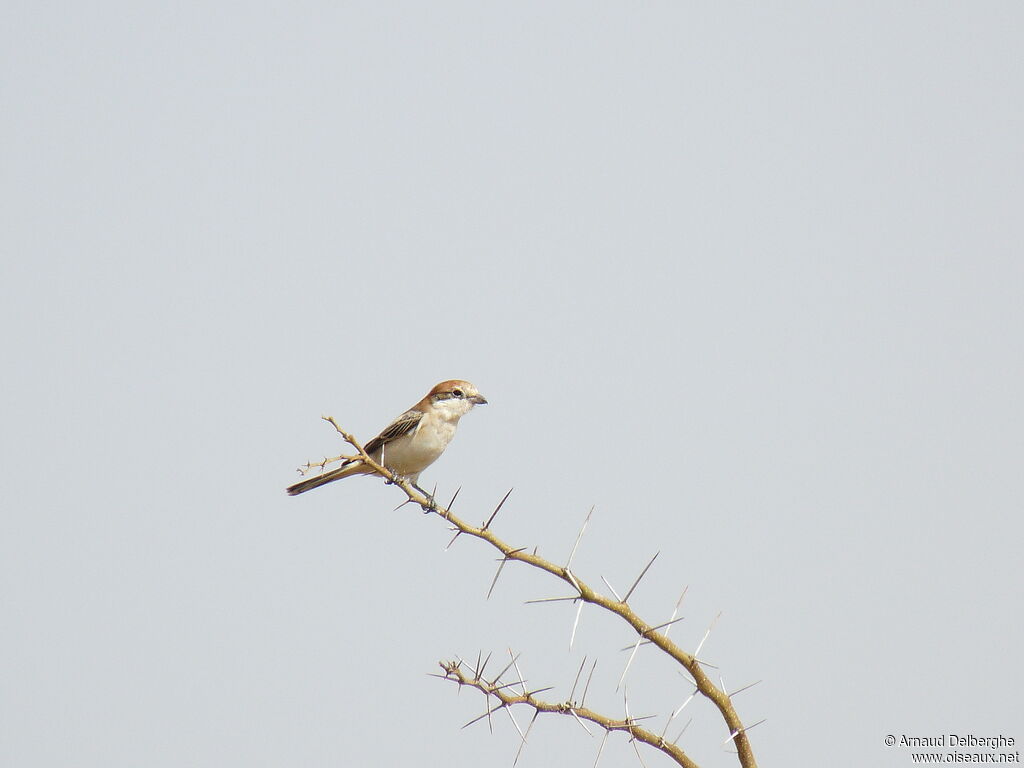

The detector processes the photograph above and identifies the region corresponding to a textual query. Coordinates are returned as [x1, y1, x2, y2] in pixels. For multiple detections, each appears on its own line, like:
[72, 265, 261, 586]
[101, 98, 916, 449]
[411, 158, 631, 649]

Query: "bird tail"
[285, 462, 366, 496]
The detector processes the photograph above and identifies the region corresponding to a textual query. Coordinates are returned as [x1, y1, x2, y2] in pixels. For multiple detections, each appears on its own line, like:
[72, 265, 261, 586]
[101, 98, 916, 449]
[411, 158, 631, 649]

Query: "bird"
[286, 379, 487, 496]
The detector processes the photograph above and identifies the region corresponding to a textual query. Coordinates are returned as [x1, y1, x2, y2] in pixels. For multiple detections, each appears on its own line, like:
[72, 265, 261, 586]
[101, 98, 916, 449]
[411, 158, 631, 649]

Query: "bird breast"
[382, 417, 457, 476]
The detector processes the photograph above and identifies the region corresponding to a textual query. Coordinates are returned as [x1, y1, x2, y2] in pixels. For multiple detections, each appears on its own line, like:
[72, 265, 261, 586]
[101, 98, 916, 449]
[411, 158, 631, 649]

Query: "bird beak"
[470, 394, 488, 405]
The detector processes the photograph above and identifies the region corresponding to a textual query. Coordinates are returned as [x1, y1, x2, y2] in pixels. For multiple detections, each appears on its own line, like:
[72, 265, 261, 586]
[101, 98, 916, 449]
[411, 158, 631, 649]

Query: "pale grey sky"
[2, 3, 1022, 767]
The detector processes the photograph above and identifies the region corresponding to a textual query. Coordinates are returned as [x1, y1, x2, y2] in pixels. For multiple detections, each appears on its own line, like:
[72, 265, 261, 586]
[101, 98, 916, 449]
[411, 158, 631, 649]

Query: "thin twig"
[437, 661, 701, 768]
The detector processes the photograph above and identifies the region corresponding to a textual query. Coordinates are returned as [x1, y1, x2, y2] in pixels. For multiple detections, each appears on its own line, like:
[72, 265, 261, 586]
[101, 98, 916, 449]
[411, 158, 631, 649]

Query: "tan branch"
[439, 660, 701, 768]
[320, 419, 759, 768]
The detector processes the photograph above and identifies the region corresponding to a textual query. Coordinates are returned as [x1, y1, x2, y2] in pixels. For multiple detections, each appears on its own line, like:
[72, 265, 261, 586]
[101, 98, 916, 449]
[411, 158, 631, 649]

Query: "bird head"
[427, 379, 488, 418]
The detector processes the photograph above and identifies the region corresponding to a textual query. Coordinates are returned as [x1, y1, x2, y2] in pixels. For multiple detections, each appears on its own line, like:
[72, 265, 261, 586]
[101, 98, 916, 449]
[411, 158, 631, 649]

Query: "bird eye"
[452, 389, 464, 398]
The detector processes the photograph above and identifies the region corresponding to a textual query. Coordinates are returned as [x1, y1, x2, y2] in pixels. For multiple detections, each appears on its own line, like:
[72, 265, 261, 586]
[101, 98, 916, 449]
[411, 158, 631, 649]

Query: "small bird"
[286, 379, 487, 496]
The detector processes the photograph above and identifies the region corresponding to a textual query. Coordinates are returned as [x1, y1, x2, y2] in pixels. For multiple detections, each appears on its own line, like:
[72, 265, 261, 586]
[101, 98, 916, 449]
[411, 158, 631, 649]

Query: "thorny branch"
[311, 417, 759, 768]
[295, 452, 349, 476]
[437, 659, 700, 768]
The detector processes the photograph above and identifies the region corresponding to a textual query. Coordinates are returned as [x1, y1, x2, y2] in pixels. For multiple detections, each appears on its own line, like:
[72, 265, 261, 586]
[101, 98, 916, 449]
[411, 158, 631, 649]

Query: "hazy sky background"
[3, 3, 1021, 767]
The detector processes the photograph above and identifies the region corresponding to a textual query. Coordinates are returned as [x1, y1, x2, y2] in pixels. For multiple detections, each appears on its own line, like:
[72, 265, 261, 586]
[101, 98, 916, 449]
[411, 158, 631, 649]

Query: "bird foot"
[411, 482, 437, 512]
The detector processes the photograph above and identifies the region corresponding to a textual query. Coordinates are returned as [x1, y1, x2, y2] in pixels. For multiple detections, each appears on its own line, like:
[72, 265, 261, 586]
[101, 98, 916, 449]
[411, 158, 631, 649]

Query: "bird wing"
[363, 408, 423, 456]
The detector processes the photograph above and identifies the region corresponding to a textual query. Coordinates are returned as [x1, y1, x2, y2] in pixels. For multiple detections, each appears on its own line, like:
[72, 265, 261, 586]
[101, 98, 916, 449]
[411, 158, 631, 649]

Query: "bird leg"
[410, 481, 437, 512]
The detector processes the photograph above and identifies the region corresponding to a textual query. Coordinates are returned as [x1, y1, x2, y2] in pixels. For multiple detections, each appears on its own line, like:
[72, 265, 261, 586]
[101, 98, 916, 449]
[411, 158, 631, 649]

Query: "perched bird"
[286, 379, 487, 496]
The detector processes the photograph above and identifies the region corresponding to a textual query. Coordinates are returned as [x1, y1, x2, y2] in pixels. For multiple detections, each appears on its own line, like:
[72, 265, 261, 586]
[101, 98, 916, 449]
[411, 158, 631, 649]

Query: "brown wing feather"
[363, 409, 422, 456]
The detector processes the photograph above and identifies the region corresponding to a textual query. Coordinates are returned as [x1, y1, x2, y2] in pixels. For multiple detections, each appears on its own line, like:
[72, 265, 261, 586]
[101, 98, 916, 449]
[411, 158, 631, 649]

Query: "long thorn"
[490, 679, 528, 693]
[525, 595, 580, 604]
[568, 656, 587, 703]
[483, 487, 514, 530]
[672, 718, 693, 745]
[661, 586, 688, 641]
[446, 486, 462, 512]
[513, 710, 540, 767]
[743, 718, 767, 733]
[511, 652, 527, 696]
[645, 615, 688, 634]
[462, 702, 503, 730]
[647, 618, 688, 634]
[478, 651, 492, 681]
[618, 637, 642, 691]
[487, 557, 509, 599]
[566, 505, 594, 569]
[722, 717, 767, 745]
[622, 551, 659, 603]
[728, 679, 762, 698]
[492, 651, 521, 685]
[525, 686, 555, 698]
[600, 576, 622, 602]
[631, 739, 649, 768]
[569, 708, 593, 735]
[594, 730, 610, 768]
[569, 600, 584, 650]
[505, 706, 526, 742]
[660, 691, 697, 740]
[618, 616, 688, 649]
[580, 658, 598, 707]
[693, 611, 722, 659]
